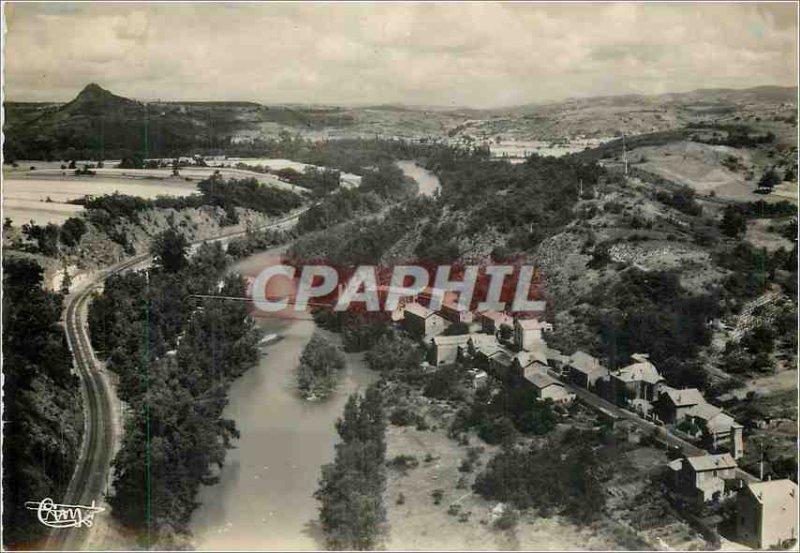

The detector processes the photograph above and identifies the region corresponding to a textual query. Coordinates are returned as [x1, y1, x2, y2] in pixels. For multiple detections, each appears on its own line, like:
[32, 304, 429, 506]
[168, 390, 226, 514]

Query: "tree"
[151, 229, 188, 273]
[60, 217, 87, 247]
[296, 333, 345, 398]
[758, 168, 781, 191]
[22, 222, 60, 256]
[316, 385, 387, 550]
[720, 205, 747, 238]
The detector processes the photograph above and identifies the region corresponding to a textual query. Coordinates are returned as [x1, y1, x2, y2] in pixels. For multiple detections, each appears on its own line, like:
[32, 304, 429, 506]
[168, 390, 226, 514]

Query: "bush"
[387, 454, 419, 472]
[493, 508, 520, 531]
[389, 406, 418, 426]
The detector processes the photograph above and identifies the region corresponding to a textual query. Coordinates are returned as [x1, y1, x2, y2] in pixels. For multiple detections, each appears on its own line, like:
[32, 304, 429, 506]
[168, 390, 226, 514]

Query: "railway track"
[46, 210, 306, 550]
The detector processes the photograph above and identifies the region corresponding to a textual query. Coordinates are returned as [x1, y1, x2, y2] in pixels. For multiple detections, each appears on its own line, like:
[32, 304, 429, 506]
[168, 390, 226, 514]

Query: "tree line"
[2, 258, 83, 547]
[315, 385, 387, 550]
[87, 231, 261, 547]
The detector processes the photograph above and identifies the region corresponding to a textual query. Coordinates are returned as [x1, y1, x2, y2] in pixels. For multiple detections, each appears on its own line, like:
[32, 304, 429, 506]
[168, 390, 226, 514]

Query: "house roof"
[615, 359, 663, 384]
[515, 300, 547, 313]
[479, 310, 511, 323]
[570, 350, 599, 371]
[525, 371, 561, 390]
[661, 387, 705, 408]
[746, 480, 798, 510]
[489, 350, 514, 367]
[516, 349, 548, 368]
[705, 412, 737, 434]
[404, 302, 436, 319]
[686, 401, 723, 422]
[685, 453, 738, 473]
[432, 334, 472, 347]
[515, 317, 550, 330]
[468, 333, 500, 349]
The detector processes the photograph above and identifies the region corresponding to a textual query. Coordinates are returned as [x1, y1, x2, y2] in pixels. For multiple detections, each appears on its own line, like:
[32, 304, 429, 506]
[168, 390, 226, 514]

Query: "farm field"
[2, 161, 323, 224]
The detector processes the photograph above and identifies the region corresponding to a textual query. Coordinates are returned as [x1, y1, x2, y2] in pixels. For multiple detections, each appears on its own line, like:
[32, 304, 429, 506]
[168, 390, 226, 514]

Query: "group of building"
[393, 291, 797, 549]
[668, 453, 797, 549]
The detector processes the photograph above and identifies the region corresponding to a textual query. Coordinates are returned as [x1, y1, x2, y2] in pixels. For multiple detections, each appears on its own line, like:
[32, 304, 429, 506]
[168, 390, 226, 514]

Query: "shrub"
[493, 508, 520, 531]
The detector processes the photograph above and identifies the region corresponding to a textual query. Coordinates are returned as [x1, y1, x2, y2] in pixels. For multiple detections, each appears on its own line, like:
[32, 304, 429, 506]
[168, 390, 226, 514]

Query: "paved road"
[47, 210, 306, 551]
[552, 371, 759, 484]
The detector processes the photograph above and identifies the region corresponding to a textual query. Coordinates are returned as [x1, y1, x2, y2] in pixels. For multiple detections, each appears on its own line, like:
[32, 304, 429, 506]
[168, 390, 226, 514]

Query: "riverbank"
[188, 303, 377, 550]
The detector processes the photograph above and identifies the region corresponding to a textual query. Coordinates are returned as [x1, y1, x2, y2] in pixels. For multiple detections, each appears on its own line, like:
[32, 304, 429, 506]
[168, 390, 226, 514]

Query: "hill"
[3, 84, 796, 160]
[2, 84, 356, 161]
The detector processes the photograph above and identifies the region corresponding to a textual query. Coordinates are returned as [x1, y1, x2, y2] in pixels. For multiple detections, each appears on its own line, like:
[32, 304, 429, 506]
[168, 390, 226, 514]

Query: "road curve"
[47, 210, 306, 551]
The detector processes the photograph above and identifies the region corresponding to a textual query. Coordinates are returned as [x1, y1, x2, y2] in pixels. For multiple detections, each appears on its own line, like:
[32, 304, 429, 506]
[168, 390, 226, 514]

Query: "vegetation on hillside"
[2, 258, 83, 548]
[473, 428, 610, 524]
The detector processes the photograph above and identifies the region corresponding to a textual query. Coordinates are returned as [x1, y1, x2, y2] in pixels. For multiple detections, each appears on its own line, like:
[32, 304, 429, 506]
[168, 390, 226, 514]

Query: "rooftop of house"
[543, 346, 570, 364]
[661, 386, 705, 407]
[404, 302, 437, 319]
[685, 453, 738, 473]
[745, 479, 798, 509]
[468, 333, 500, 348]
[515, 317, 550, 330]
[479, 310, 512, 323]
[524, 370, 561, 390]
[686, 401, 723, 422]
[706, 411, 739, 434]
[614, 358, 663, 384]
[515, 349, 549, 368]
[570, 350, 607, 375]
[431, 334, 472, 346]
[418, 287, 457, 303]
[489, 349, 515, 367]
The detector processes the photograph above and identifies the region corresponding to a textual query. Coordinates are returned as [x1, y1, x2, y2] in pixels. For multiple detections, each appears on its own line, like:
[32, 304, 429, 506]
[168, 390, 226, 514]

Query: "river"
[396, 160, 441, 197]
[188, 163, 442, 550]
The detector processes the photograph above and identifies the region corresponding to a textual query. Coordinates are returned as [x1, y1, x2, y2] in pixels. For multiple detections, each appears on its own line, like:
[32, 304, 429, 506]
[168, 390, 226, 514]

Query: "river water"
[396, 160, 441, 197]
[188, 163, 441, 550]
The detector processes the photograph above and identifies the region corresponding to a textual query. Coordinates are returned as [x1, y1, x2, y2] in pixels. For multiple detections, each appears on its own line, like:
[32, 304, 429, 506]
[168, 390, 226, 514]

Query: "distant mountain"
[2, 84, 355, 161]
[3, 83, 795, 160]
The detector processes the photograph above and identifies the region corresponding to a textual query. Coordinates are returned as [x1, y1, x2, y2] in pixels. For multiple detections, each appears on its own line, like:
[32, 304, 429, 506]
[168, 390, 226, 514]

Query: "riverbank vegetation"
[315, 385, 387, 550]
[2, 258, 84, 548]
[87, 232, 261, 547]
[296, 333, 346, 399]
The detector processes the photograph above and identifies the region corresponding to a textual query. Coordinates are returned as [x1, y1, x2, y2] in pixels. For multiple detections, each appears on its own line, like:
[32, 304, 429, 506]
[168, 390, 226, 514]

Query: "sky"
[3, 2, 798, 108]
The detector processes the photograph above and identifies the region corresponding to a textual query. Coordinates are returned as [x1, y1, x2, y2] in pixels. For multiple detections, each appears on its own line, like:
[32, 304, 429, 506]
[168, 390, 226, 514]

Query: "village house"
[402, 302, 447, 339]
[542, 346, 570, 374]
[567, 350, 607, 389]
[737, 479, 798, 549]
[429, 334, 470, 366]
[513, 317, 552, 351]
[656, 386, 706, 424]
[608, 353, 666, 411]
[684, 402, 744, 458]
[667, 453, 738, 503]
[524, 370, 576, 404]
[478, 310, 514, 335]
[467, 333, 499, 357]
[439, 298, 475, 325]
[487, 349, 516, 380]
[370, 284, 418, 321]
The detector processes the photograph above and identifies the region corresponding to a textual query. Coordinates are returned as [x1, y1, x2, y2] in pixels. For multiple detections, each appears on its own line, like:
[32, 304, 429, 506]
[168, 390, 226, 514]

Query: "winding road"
[47, 210, 306, 551]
